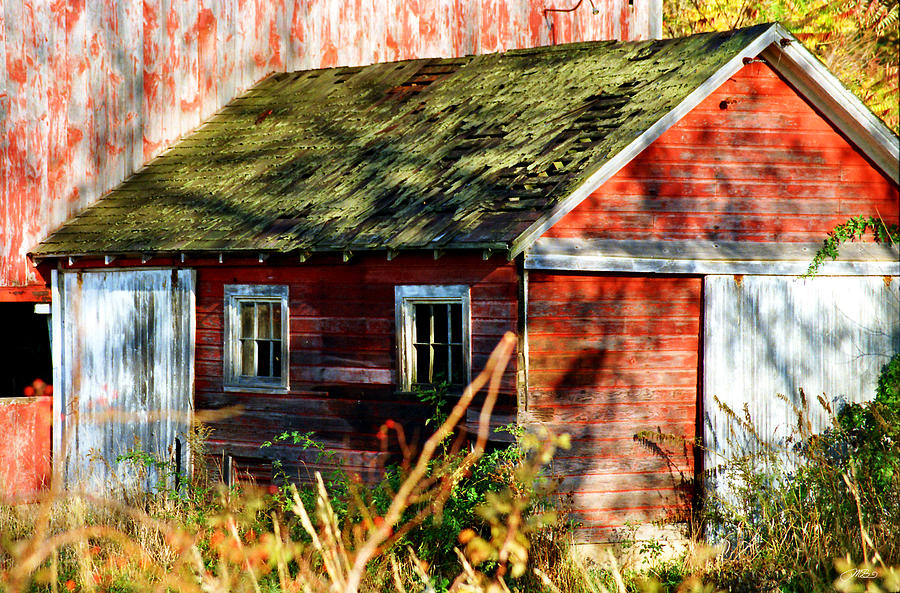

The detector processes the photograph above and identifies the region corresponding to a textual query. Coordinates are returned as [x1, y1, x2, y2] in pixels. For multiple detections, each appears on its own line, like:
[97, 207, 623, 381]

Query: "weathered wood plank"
[543, 63, 899, 244]
[54, 269, 195, 491]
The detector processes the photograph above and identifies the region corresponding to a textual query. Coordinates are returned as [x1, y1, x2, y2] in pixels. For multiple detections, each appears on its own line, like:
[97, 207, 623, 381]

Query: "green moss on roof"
[34, 24, 774, 257]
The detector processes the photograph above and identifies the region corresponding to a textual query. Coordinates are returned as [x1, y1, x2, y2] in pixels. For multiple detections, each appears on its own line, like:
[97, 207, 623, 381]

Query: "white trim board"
[508, 24, 900, 259]
[524, 239, 900, 276]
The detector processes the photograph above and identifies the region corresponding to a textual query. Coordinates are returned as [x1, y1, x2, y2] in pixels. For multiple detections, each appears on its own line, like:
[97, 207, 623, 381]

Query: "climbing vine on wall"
[805, 215, 900, 276]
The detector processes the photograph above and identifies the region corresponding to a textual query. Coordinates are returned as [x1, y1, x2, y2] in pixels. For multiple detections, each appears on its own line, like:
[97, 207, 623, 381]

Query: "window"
[395, 285, 470, 391]
[224, 285, 289, 392]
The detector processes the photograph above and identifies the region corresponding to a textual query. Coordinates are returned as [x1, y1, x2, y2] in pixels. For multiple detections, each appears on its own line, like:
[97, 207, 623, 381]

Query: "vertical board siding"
[525, 273, 700, 543]
[704, 275, 900, 484]
[544, 62, 900, 242]
[54, 269, 194, 491]
[0, 396, 52, 499]
[1, 1, 657, 299]
[193, 253, 517, 483]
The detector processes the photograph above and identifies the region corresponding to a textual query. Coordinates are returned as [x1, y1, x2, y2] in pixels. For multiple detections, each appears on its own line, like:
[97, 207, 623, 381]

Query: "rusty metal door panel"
[51, 269, 195, 491]
[703, 275, 899, 479]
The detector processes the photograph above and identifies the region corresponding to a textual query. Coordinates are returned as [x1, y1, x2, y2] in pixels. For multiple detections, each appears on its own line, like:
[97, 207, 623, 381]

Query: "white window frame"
[395, 285, 471, 392]
[224, 284, 290, 393]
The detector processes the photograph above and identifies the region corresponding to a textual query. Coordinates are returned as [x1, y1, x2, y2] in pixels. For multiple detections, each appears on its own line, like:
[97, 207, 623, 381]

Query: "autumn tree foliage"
[664, 0, 900, 131]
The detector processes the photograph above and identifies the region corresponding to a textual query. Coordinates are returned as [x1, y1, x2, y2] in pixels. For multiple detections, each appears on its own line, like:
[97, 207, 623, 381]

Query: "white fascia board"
[524, 252, 899, 276]
[524, 238, 900, 276]
[507, 25, 782, 259]
[762, 24, 898, 182]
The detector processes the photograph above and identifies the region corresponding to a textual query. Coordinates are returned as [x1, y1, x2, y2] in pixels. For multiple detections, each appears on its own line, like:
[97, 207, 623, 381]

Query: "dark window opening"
[0, 303, 53, 397]
[412, 303, 464, 387]
[238, 301, 283, 378]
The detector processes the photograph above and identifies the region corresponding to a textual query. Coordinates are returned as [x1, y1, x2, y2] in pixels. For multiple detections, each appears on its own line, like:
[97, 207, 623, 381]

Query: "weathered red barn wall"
[189, 252, 517, 482]
[0, 396, 51, 499]
[544, 62, 900, 241]
[0, 0, 657, 301]
[525, 274, 699, 543]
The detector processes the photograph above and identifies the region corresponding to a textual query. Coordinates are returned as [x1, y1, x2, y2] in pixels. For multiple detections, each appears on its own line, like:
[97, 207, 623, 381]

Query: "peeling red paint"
[8, 59, 27, 84]
[65, 0, 85, 33]
[2, 0, 656, 298]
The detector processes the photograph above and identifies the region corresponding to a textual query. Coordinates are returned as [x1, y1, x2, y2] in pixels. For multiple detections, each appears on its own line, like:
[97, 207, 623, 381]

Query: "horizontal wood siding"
[1, 0, 655, 300]
[526, 273, 700, 543]
[193, 252, 517, 483]
[544, 62, 900, 242]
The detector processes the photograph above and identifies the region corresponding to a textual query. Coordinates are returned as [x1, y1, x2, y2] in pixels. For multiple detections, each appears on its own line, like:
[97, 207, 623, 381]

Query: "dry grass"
[3, 340, 899, 592]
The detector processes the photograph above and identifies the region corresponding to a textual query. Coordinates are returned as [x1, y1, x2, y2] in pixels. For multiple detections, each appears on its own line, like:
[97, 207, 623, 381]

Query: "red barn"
[30, 24, 899, 547]
[0, 0, 658, 401]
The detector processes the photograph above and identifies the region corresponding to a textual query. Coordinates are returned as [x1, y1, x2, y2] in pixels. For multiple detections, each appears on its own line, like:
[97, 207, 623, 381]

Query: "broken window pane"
[414, 304, 430, 344]
[414, 344, 430, 384]
[450, 303, 462, 344]
[433, 305, 449, 343]
[258, 340, 272, 376]
[241, 339, 255, 376]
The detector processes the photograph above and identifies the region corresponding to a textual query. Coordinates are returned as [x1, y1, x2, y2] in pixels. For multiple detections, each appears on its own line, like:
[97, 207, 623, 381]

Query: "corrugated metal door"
[703, 275, 899, 475]
[52, 269, 195, 491]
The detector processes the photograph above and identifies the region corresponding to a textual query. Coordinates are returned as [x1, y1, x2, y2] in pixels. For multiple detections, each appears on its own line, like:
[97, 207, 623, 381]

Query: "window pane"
[272, 342, 282, 378]
[257, 303, 271, 339]
[433, 304, 449, 343]
[432, 345, 449, 384]
[273, 303, 282, 337]
[414, 304, 430, 344]
[241, 339, 255, 376]
[450, 303, 462, 344]
[414, 344, 430, 384]
[241, 303, 254, 338]
[450, 345, 463, 384]
[258, 340, 272, 376]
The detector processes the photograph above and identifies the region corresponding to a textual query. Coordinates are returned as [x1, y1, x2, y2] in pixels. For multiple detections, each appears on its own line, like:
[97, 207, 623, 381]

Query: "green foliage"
[699, 356, 900, 591]
[876, 353, 900, 405]
[664, 0, 900, 131]
[804, 215, 899, 276]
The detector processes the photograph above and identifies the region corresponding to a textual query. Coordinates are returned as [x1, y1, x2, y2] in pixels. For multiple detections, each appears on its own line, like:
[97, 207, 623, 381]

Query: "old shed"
[32, 23, 899, 545]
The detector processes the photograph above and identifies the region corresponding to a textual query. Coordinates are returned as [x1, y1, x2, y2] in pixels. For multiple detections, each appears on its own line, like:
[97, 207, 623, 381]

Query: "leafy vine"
[804, 215, 899, 276]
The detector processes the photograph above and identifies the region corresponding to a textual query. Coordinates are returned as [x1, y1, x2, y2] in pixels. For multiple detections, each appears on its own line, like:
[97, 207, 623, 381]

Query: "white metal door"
[52, 269, 195, 491]
[703, 275, 898, 477]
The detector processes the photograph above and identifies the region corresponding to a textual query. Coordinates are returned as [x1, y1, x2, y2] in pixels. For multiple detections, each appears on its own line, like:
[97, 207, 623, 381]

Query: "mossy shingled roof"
[34, 24, 774, 258]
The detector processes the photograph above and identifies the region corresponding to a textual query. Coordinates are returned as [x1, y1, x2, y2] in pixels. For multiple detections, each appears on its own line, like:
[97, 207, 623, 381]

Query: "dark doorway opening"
[0, 303, 52, 397]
